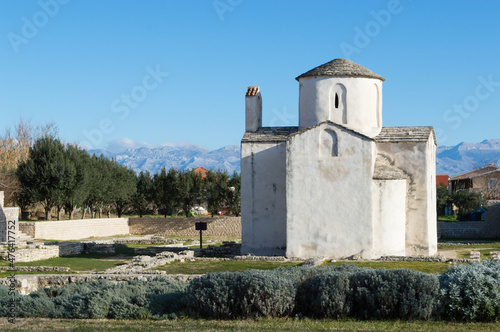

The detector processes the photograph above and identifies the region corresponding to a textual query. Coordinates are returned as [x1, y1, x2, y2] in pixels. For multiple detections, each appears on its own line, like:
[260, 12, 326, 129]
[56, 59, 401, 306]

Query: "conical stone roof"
[295, 58, 385, 81]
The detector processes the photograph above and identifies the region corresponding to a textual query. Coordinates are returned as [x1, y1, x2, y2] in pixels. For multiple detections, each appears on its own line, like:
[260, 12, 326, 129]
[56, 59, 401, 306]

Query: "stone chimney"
[245, 86, 262, 132]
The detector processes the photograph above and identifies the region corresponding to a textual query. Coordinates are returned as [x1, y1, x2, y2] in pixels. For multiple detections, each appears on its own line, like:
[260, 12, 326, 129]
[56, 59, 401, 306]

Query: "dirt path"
[437, 249, 458, 259]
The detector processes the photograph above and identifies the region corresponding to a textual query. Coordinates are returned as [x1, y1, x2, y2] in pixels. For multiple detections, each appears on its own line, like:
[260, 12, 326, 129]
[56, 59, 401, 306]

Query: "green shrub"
[297, 268, 439, 320]
[16, 295, 55, 318]
[109, 297, 149, 320]
[350, 269, 440, 320]
[148, 292, 184, 318]
[439, 260, 500, 321]
[43, 280, 106, 298]
[47, 277, 187, 319]
[184, 269, 295, 319]
[0, 284, 9, 299]
[297, 271, 353, 318]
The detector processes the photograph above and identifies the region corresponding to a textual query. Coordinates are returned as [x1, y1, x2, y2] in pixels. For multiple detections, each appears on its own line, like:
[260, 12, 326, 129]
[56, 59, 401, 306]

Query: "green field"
[154, 259, 302, 274]
[0, 318, 498, 332]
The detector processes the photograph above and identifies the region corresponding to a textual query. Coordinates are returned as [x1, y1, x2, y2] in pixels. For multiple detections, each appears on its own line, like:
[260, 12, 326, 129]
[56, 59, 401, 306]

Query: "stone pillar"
[0, 191, 19, 242]
[245, 86, 262, 132]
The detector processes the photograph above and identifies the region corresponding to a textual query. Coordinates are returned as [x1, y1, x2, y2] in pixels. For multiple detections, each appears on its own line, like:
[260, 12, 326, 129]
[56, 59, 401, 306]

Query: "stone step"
[16, 230, 36, 244]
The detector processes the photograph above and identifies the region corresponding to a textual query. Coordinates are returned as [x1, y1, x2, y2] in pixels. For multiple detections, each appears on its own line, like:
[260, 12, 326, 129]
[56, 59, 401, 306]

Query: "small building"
[241, 58, 437, 259]
[192, 166, 209, 179]
[449, 165, 500, 200]
[436, 174, 449, 188]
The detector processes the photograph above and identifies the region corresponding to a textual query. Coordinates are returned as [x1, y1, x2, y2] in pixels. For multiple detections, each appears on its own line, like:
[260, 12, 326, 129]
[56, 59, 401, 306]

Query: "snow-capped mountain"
[88, 139, 500, 177]
[437, 139, 500, 176]
[88, 144, 241, 174]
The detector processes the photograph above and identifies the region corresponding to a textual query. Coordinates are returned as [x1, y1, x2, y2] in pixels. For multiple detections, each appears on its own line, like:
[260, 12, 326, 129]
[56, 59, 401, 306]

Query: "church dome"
[296, 58, 385, 81]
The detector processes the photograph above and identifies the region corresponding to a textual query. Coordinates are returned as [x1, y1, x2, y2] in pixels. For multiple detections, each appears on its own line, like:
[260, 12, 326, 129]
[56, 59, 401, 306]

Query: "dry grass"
[0, 318, 498, 332]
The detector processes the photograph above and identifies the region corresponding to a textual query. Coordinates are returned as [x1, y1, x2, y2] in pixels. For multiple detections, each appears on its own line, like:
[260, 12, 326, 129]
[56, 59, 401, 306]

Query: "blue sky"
[1, 0, 499, 152]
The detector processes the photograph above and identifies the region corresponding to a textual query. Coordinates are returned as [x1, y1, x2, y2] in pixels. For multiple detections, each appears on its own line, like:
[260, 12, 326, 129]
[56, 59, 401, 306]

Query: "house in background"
[449, 165, 500, 200]
[436, 174, 453, 216]
[193, 166, 209, 179]
[241, 58, 437, 259]
[436, 174, 449, 188]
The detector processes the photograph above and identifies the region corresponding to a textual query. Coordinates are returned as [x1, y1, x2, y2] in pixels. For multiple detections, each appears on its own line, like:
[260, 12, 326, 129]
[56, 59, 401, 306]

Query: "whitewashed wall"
[376, 137, 437, 256]
[241, 142, 287, 255]
[285, 122, 377, 259]
[372, 179, 406, 257]
[298, 76, 383, 138]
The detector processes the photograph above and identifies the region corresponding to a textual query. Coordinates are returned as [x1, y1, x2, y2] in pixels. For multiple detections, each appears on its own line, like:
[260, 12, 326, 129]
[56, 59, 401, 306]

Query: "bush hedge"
[439, 260, 500, 321]
[183, 269, 296, 319]
[0, 261, 498, 321]
[0, 277, 186, 319]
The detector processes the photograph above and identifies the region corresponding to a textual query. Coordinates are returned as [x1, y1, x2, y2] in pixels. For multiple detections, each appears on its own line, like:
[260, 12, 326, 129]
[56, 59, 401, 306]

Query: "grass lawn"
[0, 318, 498, 332]
[154, 260, 302, 274]
[437, 215, 459, 222]
[438, 242, 500, 250]
[0, 254, 129, 276]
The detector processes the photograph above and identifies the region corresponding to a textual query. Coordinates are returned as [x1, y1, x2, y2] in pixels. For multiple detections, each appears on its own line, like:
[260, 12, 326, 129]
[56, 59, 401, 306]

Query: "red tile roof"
[193, 167, 208, 179]
[436, 174, 449, 187]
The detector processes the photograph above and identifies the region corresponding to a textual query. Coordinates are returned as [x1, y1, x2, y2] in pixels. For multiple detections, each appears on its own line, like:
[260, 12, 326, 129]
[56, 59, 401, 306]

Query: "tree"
[154, 167, 178, 217]
[1, 118, 57, 206]
[436, 185, 450, 216]
[111, 164, 137, 218]
[132, 171, 153, 218]
[228, 171, 241, 216]
[83, 155, 108, 218]
[16, 135, 67, 220]
[63, 145, 90, 220]
[451, 189, 487, 218]
[177, 169, 203, 217]
[205, 170, 229, 217]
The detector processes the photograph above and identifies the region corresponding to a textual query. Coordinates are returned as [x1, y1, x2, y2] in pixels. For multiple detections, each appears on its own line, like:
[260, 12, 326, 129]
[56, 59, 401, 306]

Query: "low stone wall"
[437, 201, 500, 239]
[19, 218, 129, 240]
[3, 245, 60, 262]
[128, 217, 241, 237]
[438, 220, 500, 239]
[84, 242, 115, 254]
[1, 241, 114, 263]
[2, 266, 70, 272]
[18, 222, 35, 238]
[46, 242, 85, 256]
[0, 274, 199, 295]
[486, 200, 500, 222]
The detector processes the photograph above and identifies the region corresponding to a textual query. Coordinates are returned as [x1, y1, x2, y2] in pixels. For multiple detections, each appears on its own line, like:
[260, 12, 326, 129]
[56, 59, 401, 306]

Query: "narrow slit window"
[329, 84, 347, 124]
[320, 129, 338, 157]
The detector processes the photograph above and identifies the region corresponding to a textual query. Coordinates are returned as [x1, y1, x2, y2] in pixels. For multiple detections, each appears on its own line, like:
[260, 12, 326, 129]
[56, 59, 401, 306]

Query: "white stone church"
[241, 58, 437, 259]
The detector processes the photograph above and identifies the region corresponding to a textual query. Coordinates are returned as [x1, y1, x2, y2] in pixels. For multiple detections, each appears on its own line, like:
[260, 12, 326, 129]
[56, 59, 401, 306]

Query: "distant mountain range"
[437, 139, 500, 176]
[88, 144, 241, 175]
[88, 139, 500, 177]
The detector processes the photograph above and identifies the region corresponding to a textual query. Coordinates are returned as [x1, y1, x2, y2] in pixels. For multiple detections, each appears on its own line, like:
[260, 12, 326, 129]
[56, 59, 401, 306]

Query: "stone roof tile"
[375, 126, 436, 144]
[296, 58, 385, 81]
[241, 127, 299, 143]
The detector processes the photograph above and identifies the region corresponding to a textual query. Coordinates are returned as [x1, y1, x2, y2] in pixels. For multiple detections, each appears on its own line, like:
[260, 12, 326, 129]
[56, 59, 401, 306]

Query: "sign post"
[195, 222, 207, 249]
